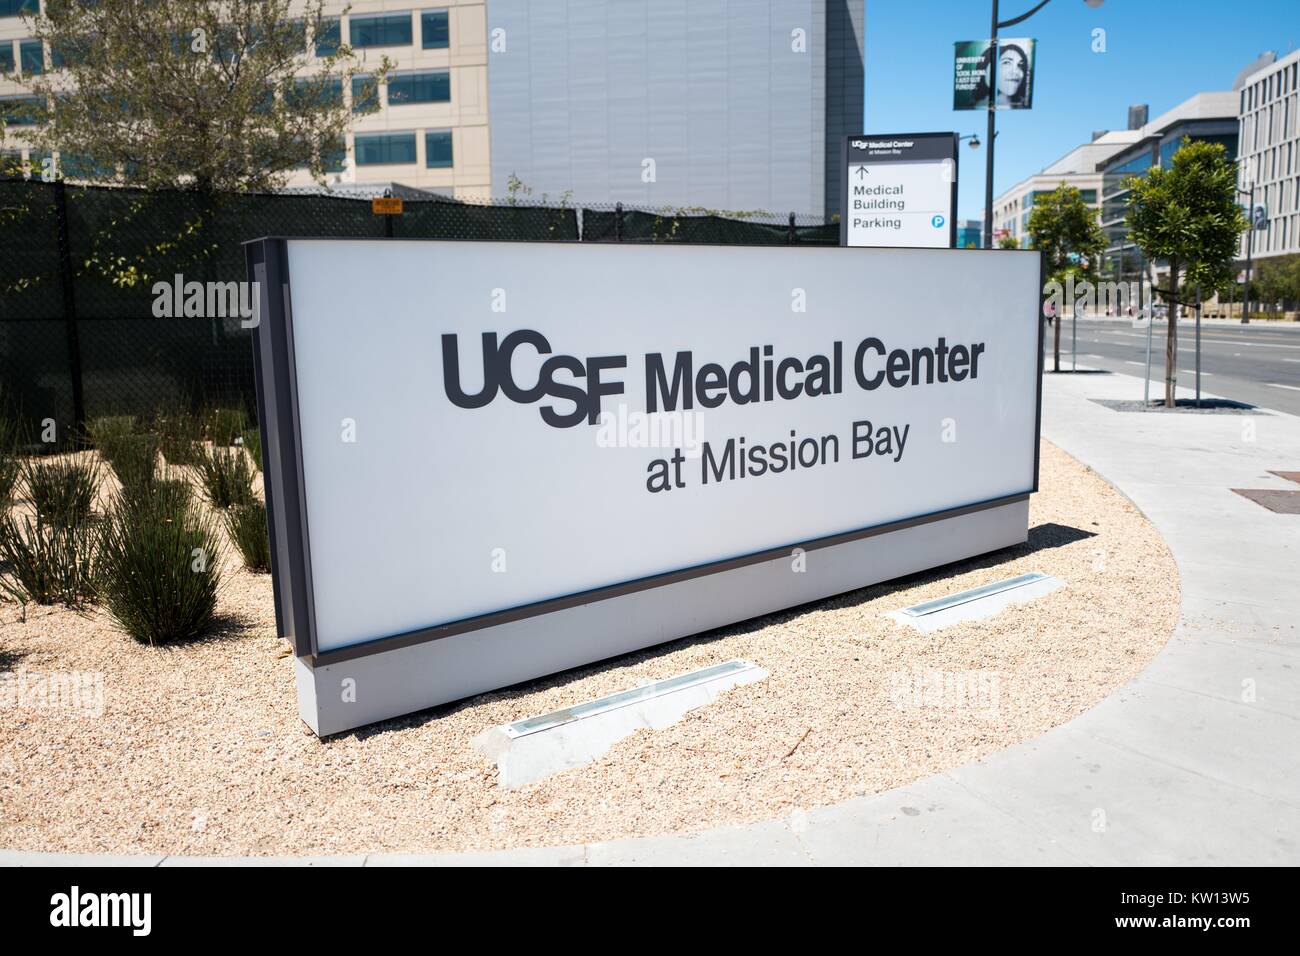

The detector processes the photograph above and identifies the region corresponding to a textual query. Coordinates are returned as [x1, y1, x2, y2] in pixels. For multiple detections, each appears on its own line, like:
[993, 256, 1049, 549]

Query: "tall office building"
[1236, 48, 1300, 261]
[487, 0, 863, 219]
[1, 1, 493, 198]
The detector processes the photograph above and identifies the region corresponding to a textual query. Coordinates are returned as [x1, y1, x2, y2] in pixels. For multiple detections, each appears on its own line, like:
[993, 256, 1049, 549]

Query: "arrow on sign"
[856, 167, 867, 180]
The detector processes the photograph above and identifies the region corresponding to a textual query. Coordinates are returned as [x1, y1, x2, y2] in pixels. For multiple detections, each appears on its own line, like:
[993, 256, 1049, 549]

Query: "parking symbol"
[931, 214, 945, 228]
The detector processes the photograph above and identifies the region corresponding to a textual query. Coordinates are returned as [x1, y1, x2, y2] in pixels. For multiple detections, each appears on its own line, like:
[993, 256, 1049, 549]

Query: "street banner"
[953, 38, 1037, 110]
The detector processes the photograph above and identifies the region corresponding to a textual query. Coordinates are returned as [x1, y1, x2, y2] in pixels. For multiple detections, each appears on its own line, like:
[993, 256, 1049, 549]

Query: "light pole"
[982, 0, 1103, 248]
[1236, 180, 1256, 324]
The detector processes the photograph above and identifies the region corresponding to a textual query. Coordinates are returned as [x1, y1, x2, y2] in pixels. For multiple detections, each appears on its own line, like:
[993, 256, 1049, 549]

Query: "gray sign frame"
[245, 237, 1044, 736]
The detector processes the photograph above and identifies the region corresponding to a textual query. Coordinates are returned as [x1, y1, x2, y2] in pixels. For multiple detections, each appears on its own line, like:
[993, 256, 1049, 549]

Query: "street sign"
[841, 133, 958, 249]
[246, 237, 1042, 735]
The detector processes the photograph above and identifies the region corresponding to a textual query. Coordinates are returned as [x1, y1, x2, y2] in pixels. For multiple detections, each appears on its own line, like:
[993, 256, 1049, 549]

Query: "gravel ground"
[0, 439, 1178, 855]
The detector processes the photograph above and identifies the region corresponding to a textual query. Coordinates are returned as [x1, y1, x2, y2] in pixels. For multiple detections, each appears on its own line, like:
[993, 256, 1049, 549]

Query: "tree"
[11, 0, 386, 193]
[1124, 138, 1247, 406]
[1251, 254, 1300, 318]
[997, 234, 1020, 250]
[1026, 183, 1107, 372]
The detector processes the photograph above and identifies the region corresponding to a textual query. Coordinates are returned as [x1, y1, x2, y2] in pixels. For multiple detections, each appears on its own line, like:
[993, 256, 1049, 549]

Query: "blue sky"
[865, 0, 1300, 221]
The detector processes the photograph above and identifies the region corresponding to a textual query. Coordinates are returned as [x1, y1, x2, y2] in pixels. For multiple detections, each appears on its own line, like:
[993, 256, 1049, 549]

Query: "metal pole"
[982, 1, 998, 249]
[1195, 284, 1202, 407]
[1143, 256, 1153, 407]
[53, 179, 86, 441]
[1243, 182, 1254, 324]
[1071, 295, 1077, 371]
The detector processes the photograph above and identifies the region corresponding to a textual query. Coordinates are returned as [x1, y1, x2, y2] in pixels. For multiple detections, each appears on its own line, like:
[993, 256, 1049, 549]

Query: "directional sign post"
[841, 133, 958, 249]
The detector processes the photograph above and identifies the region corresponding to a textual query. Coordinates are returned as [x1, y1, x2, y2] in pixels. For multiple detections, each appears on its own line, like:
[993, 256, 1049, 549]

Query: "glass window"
[351, 75, 379, 113]
[421, 10, 449, 49]
[388, 70, 450, 105]
[350, 13, 412, 48]
[1, 95, 43, 126]
[0, 43, 12, 75]
[315, 18, 341, 57]
[323, 138, 347, 173]
[0, 0, 38, 18]
[50, 35, 92, 69]
[61, 153, 114, 181]
[354, 132, 417, 166]
[290, 76, 343, 109]
[19, 39, 42, 75]
[425, 130, 453, 168]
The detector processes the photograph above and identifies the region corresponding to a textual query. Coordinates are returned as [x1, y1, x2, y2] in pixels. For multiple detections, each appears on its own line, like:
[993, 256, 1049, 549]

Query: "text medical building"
[2, 0, 864, 218]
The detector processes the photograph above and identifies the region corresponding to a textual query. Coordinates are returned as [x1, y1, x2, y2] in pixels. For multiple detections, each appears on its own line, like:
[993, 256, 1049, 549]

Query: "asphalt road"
[1045, 318, 1300, 416]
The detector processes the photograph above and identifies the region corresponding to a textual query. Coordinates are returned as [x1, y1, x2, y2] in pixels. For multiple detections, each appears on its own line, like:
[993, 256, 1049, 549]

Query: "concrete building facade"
[1236, 48, 1300, 262]
[485, 0, 862, 219]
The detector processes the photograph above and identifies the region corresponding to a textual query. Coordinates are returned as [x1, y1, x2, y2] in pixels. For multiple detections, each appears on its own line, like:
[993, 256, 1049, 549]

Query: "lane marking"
[1267, 383, 1300, 391]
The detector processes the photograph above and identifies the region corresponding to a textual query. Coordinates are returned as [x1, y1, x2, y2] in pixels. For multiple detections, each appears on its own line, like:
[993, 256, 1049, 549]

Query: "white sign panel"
[842, 134, 958, 249]
[274, 240, 1039, 655]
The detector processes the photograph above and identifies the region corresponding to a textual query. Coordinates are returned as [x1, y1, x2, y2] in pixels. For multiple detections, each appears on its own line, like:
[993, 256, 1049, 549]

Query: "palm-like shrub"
[225, 501, 271, 572]
[96, 494, 223, 645]
[197, 447, 256, 509]
[0, 515, 98, 607]
[22, 456, 100, 529]
[119, 473, 193, 518]
[239, 427, 262, 474]
[87, 414, 136, 459]
[104, 433, 161, 495]
[0, 419, 20, 508]
[206, 407, 247, 447]
[153, 407, 204, 467]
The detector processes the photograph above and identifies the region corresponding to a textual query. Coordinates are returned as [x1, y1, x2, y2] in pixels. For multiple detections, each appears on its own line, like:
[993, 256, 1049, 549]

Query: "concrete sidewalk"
[5, 369, 1298, 866]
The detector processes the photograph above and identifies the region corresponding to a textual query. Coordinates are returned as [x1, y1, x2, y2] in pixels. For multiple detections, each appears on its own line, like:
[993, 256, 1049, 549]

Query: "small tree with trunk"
[1026, 183, 1107, 372]
[1124, 138, 1246, 406]
[12, 0, 385, 193]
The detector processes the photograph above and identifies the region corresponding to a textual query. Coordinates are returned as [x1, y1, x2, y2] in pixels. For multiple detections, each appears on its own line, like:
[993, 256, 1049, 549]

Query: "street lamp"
[1235, 179, 1262, 324]
[959, 134, 982, 149]
[982, 1, 1103, 248]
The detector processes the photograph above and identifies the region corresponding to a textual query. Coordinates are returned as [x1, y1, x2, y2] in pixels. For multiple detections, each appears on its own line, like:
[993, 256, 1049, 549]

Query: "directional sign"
[841, 133, 958, 249]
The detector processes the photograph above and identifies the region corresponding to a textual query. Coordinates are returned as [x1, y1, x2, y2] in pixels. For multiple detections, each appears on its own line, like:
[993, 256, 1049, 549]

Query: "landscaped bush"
[104, 433, 161, 494]
[206, 407, 247, 447]
[197, 447, 256, 509]
[225, 501, 271, 572]
[0, 419, 19, 508]
[87, 414, 137, 462]
[96, 494, 223, 645]
[119, 472, 193, 519]
[0, 515, 98, 607]
[239, 427, 262, 473]
[153, 407, 204, 467]
[22, 456, 101, 529]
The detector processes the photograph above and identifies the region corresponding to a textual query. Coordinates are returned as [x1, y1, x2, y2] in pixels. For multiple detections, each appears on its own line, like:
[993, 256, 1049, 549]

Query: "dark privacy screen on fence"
[0, 178, 836, 438]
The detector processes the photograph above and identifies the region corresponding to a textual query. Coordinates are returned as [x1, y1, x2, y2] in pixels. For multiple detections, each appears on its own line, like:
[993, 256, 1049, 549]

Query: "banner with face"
[953, 38, 1036, 111]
